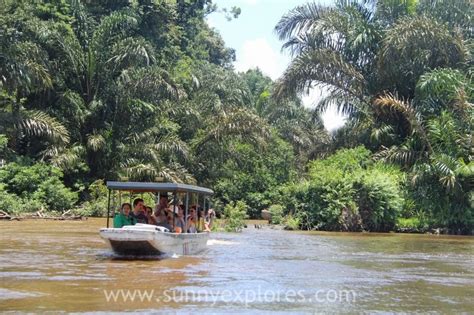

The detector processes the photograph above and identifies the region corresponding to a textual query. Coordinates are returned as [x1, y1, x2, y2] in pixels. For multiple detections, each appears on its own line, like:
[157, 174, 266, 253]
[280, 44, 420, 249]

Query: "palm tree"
[274, 1, 381, 119]
[26, 3, 189, 181]
[165, 63, 274, 185]
[0, 5, 70, 154]
[274, 0, 469, 130]
[377, 16, 466, 99]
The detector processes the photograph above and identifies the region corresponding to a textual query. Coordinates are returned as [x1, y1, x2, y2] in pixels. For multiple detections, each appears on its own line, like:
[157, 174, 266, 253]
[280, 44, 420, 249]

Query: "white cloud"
[301, 87, 347, 132]
[234, 38, 285, 80]
[301, 86, 327, 108]
[321, 107, 347, 132]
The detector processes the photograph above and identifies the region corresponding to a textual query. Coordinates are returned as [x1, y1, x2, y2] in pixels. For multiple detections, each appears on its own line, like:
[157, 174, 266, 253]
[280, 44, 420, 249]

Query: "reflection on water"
[0, 219, 473, 313]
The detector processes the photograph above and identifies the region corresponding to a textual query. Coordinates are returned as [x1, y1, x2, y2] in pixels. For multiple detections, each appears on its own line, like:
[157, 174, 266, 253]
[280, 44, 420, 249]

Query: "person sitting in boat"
[186, 207, 197, 233]
[113, 203, 136, 228]
[187, 205, 196, 221]
[154, 195, 169, 217]
[156, 212, 176, 232]
[173, 206, 186, 233]
[198, 208, 206, 231]
[164, 205, 183, 232]
[153, 205, 173, 230]
[154, 206, 168, 225]
[145, 206, 157, 225]
[131, 198, 148, 224]
[205, 208, 216, 231]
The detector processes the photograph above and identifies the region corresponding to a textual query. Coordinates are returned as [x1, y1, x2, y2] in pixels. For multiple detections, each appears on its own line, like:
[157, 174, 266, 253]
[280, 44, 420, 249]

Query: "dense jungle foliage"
[0, 0, 472, 233]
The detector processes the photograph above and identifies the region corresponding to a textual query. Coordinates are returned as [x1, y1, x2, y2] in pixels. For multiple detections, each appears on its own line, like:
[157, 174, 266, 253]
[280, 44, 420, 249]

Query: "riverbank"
[0, 210, 86, 221]
[2, 214, 471, 236]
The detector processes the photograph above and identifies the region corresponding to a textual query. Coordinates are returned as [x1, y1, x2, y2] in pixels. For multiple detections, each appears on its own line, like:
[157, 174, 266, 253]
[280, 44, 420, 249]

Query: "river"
[1, 219, 473, 313]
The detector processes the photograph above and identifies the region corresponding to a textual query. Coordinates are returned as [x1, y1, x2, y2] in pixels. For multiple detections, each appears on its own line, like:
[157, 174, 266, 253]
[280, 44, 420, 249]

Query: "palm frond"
[275, 2, 330, 41]
[87, 133, 106, 152]
[91, 11, 139, 51]
[374, 141, 428, 167]
[195, 108, 270, 148]
[118, 66, 184, 103]
[107, 37, 156, 70]
[123, 162, 159, 181]
[42, 144, 85, 171]
[373, 93, 430, 150]
[153, 135, 189, 159]
[431, 153, 461, 191]
[122, 159, 195, 184]
[273, 48, 366, 102]
[315, 88, 367, 118]
[158, 163, 196, 184]
[19, 110, 70, 145]
[370, 124, 395, 143]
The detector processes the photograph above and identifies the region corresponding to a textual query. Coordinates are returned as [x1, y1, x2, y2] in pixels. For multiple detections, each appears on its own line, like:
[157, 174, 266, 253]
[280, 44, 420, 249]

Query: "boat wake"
[207, 239, 238, 246]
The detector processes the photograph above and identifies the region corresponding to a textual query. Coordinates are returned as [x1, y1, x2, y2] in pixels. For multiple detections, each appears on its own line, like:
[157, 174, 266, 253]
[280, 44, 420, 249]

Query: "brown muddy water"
[0, 219, 473, 313]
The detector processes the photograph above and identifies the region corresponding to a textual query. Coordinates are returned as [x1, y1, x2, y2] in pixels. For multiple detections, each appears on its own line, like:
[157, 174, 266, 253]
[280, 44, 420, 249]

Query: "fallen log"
[3, 213, 87, 221]
[0, 210, 11, 220]
[30, 215, 86, 220]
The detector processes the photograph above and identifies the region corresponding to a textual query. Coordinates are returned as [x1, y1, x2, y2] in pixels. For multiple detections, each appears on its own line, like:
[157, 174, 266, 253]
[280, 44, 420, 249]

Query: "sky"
[207, 0, 346, 131]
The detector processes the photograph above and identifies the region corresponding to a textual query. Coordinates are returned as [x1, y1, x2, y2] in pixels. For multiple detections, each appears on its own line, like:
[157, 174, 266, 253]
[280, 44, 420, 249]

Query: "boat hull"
[100, 225, 209, 256]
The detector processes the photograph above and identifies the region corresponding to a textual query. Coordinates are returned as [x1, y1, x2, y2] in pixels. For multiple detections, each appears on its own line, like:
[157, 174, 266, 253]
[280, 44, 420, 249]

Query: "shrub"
[0, 184, 19, 214]
[0, 134, 7, 150]
[32, 177, 79, 211]
[21, 198, 44, 213]
[213, 138, 296, 219]
[268, 204, 284, 224]
[283, 214, 300, 230]
[223, 200, 248, 232]
[284, 147, 405, 232]
[73, 200, 107, 217]
[307, 146, 371, 181]
[0, 162, 78, 212]
[0, 184, 45, 214]
[396, 217, 429, 232]
[355, 165, 404, 232]
[408, 158, 473, 234]
[74, 180, 109, 217]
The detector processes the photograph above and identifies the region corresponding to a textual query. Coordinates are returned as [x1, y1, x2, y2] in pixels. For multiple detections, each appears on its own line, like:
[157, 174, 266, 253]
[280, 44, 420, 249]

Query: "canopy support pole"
[106, 189, 111, 228]
[112, 190, 116, 219]
[201, 197, 206, 231]
[197, 194, 200, 231]
[185, 192, 189, 233]
[173, 192, 177, 231]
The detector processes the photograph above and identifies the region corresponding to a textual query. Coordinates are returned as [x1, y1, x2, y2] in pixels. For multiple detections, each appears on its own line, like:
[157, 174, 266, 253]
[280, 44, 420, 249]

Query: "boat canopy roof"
[106, 181, 213, 195]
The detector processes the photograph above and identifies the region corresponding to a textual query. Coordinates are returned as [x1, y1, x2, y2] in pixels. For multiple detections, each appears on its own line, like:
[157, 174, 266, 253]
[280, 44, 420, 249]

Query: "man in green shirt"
[114, 203, 136, 228]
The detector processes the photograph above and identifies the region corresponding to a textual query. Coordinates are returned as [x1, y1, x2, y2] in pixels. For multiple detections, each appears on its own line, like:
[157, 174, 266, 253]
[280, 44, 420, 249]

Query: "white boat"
[100, 181, 213, 257]
[100, 224, 209, 256]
